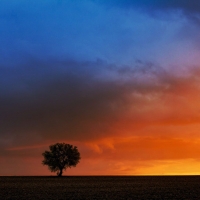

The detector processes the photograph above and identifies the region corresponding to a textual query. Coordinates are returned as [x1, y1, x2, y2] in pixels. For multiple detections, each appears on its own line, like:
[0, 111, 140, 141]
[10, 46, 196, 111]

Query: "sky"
[1, 0, 200, 176]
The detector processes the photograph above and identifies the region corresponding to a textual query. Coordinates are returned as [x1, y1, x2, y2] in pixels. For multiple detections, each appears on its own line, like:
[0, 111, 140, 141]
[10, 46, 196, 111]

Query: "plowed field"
[1, 176, 200, 199]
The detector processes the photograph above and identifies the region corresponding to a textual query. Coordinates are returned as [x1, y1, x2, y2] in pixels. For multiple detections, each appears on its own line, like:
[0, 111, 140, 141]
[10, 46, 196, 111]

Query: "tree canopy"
[42, 143, 81, 176]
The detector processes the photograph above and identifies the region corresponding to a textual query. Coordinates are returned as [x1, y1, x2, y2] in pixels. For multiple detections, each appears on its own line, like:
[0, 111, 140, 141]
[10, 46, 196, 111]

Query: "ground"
[1, 176, 200, 199]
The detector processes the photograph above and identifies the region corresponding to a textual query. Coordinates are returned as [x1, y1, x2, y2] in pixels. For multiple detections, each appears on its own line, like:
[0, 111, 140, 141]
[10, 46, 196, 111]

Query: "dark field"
[1, 176, 200, 199]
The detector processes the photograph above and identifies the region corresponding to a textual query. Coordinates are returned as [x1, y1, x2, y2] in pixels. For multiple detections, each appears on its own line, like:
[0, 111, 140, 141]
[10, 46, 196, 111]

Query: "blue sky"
[1, 0, 200, 66]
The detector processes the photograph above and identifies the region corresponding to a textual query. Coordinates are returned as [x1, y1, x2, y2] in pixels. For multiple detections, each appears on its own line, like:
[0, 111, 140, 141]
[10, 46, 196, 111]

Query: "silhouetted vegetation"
[42, 143, 81, 176]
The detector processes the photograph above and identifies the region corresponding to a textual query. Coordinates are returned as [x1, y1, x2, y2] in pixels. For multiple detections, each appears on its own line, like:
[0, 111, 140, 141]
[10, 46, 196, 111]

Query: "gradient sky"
[1, 0, 200, 176]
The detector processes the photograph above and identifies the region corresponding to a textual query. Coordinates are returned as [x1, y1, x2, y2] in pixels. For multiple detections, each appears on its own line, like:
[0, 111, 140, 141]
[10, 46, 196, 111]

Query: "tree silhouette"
[42, 143, 81, 176]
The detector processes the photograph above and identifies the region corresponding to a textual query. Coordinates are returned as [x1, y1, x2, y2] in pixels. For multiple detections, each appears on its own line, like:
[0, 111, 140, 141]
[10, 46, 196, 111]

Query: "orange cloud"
[2, 63, 200, 175]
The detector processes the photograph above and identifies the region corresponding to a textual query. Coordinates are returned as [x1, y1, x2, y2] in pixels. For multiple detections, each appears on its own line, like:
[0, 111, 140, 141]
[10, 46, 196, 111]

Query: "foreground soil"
[1, 176, 200, 199]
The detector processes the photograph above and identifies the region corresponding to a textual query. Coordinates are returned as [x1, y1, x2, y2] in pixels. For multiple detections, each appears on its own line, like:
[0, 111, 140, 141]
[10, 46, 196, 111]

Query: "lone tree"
[42, 143, 81, 176]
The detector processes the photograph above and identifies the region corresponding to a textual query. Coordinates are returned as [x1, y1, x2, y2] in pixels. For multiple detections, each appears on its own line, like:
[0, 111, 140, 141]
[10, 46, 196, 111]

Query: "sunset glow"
[1, 0, 200, 176]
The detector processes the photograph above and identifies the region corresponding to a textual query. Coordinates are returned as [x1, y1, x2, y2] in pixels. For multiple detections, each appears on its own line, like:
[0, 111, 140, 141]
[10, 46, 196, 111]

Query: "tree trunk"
[57, 169, 63, 177]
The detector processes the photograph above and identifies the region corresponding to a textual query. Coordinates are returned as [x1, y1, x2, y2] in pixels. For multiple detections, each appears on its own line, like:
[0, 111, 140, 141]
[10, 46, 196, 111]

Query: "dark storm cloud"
[1, 58, 200, 148]
[0, 59, 127, 145]
[0, 59, 165, 146]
